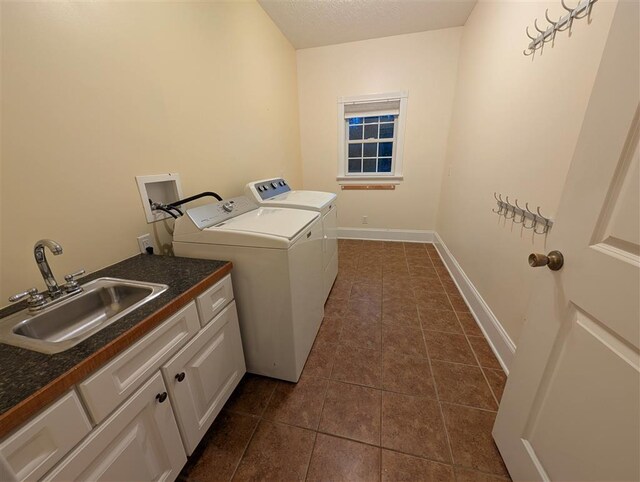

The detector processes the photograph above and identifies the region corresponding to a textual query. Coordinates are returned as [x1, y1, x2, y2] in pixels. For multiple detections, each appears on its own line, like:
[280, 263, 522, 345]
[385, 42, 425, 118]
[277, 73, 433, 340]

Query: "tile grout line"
[418, 245, 457, 468]
[432, 248, 502, 409]
[377, 242, 408, 481]
[423, 248, 465, 482]
[427, 245, 509, 479]
[306, 367, 332, 482]
[227, 382, 278, 481]
[226, 410, 261, 482]
[226, 391, 499, 420]
[303, 431, 319, 481]
[481, 366, 503, 406]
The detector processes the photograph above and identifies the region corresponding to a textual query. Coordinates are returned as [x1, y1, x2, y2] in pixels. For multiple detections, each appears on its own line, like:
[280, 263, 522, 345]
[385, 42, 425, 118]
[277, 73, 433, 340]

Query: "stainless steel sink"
[0, 278, 168, 354]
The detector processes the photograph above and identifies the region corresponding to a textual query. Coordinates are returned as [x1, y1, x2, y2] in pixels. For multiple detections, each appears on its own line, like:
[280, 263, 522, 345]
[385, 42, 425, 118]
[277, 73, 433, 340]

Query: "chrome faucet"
[34, 239, 63, 298]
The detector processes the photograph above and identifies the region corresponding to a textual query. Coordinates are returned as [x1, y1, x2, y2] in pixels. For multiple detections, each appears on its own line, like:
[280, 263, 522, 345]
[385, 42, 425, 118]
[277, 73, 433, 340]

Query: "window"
[337, 92, 407, 183]
[347, 115, 395, 174]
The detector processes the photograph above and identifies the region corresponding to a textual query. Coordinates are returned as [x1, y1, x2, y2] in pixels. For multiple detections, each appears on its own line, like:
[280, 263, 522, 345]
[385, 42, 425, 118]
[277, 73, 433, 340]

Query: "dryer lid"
[212, 207, 320, 240]
[260, 190, 336, 211]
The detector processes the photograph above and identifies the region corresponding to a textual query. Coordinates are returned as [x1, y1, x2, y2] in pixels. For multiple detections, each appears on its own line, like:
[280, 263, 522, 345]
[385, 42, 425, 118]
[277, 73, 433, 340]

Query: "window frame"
[337, 91, 408, 184]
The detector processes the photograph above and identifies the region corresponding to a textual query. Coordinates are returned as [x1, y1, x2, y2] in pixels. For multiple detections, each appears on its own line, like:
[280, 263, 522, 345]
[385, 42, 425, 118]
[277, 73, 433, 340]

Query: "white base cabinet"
[43, 373, 186, 482]
[1, 274, 245, 482]
[162, 301, 245, 454]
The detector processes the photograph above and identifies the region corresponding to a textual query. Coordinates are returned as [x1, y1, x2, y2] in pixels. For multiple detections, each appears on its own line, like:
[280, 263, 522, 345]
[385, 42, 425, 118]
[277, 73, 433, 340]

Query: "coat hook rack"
[523, 0, 597, 56]
[492, 193, 554, 234]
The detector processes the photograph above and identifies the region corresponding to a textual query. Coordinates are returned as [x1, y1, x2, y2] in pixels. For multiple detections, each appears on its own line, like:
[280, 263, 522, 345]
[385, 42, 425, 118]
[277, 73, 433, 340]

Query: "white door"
[44, 373, 186, 482]
[162, 301, 245, 455]
[493, 3, 639, 481]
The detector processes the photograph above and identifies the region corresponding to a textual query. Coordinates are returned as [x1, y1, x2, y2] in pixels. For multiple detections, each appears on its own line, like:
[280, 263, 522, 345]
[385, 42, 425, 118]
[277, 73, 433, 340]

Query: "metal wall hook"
[536, 206, 548, 219]
[543, 10, 559, 41]
[523, 217, 536, 229]
[544, 9, 559, 27]
[525, 202, 536, 215]
[560, 0, 577, 33]
[534, 19, 555, 43]
[533, 219, 549, 235]
[574, 1, 592, 19]
[504, 196, 516, 219]
[526, 26, 537, 41]
[492, 193, 503, 214]
[513, 200, 526, 224]
[533, 206, 551, 234]
[560, 0, 574, 12]
[523, 203, 537, 229]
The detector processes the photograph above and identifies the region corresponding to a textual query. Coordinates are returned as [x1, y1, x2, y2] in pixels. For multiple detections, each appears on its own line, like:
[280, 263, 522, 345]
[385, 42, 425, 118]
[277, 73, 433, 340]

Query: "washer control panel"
[251, 178, 291, 200]
[186, 196, 257, 229]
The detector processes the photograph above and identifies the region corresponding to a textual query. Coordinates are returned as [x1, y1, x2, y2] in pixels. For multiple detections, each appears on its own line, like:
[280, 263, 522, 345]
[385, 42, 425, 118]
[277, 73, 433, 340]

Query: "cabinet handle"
[175, 372, 186, 382]
[156, 392, 168, 403]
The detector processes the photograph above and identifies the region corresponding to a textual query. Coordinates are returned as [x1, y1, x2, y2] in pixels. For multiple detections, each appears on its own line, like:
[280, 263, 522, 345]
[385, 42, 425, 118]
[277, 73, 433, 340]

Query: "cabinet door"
[44, 373, 185, 482]
[162, 301, 245, 454]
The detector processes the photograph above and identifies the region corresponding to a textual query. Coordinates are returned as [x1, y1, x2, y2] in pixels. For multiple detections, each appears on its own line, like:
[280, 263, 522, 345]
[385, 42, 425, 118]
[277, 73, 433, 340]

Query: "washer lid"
[213, 207, 319, 240]
[259, 190, 337, 212]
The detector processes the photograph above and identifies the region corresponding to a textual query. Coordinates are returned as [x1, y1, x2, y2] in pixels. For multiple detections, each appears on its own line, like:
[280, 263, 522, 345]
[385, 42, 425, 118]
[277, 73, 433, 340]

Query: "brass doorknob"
[529, 250, 564, 271]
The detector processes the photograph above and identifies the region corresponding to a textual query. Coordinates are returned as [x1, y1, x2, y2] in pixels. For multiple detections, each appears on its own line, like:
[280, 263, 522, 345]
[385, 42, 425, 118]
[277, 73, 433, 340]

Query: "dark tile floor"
[179, 240, 510, 482]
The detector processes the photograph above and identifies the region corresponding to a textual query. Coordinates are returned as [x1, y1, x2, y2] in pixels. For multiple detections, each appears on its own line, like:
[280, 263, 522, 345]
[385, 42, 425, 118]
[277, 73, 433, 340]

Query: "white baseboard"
[433, 232, 515, 374]
[337, 228, 434, 243]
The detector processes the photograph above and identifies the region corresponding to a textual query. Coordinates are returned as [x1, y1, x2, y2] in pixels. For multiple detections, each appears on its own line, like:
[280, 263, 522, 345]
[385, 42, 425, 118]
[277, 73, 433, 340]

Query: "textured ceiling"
[258, 0, 477, 49]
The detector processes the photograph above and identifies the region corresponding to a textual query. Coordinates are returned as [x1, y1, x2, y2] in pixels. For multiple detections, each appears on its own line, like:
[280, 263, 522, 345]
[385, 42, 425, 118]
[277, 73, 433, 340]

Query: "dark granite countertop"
[0, 254, 231, 437]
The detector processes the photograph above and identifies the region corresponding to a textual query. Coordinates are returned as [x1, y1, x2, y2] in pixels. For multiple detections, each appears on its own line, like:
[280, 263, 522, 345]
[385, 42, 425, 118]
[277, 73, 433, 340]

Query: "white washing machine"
[245, 178, 338, 301]
[173, 196, 324, 382]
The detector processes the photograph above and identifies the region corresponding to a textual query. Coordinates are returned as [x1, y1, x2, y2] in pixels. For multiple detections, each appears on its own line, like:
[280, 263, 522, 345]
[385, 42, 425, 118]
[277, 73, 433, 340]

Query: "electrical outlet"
[137, 234, 156, 255]
[362, 216, 368, 225]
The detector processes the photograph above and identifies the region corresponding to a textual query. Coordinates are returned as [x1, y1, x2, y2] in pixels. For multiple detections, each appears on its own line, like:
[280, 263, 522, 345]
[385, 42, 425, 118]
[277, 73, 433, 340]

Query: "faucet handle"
[9, 288, 39, 303]
[9, 288, 47, 310]
[64, 269, 85, 282]
[62, 269, 85, 294]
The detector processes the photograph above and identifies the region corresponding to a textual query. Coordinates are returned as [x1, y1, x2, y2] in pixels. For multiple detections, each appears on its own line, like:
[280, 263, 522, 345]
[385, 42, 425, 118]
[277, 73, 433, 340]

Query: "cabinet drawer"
[78, 301, 200, 424]
[43, 373, 185, 482]
[162, 301, 245, 454]
[0, 390, 91, 482]
[196, 274, 233, 326]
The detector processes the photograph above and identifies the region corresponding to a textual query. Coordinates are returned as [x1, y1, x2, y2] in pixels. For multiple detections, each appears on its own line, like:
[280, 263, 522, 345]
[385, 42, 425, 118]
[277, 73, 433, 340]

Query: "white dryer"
[173, 196, 324, 382]
[245, 178, 338, 301]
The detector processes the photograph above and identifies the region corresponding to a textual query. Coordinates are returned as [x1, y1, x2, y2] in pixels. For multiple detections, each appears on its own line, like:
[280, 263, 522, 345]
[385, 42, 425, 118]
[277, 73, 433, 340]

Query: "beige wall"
[0, 1, 301, 302]
[296, 28, 462, 231]
[436, 0, 617, 344]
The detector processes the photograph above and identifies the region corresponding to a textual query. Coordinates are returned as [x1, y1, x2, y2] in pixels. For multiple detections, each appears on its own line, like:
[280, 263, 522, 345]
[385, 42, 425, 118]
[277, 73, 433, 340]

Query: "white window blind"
[343, 100, 401, 119]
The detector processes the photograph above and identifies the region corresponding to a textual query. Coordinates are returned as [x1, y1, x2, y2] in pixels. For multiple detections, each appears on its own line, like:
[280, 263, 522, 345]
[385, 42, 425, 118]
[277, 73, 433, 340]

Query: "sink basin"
[0, 278, 168, 354]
